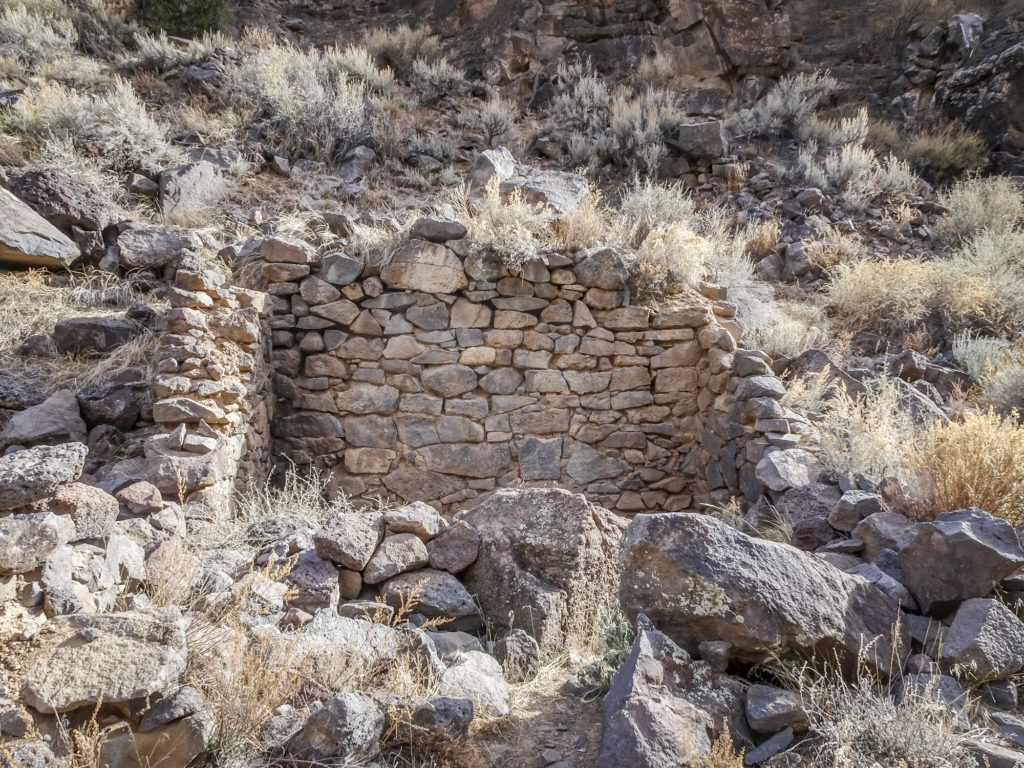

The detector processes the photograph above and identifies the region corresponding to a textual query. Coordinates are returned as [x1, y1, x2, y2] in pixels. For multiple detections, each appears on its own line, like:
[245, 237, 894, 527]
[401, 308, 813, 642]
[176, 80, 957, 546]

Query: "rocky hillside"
[1, 0, 1024, 767]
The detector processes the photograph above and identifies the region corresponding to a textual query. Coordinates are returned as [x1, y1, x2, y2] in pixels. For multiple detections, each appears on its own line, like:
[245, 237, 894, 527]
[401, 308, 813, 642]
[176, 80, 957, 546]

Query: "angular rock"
[462, 488, 626, 657]
[619, 514, 908, 673]
[158, 161, 224, 218]
[283, 550, 341, 613]
[286, 692, 384, 764]
[309, 514, 385, 573]
[385, 501, 447, 541]
[362, 533, 429, 585]
[380, 568, 481, 630]
[0, 390, 87, 449]
[754, 449, 822, 492]
[117, 225, 200, 271]
[380, 241, 467, 293]
[321, 252, 363, 285]
[853, 511, 916, 563]
[379, 695, 473, 744]
[24, 482, 118, 540]
[0, 186, 80, 268]
[20, 608, 187, 713]
[938, 598, 1024, 682]
[599, 614, 752, 768]
[9, 168, 123, 233]
[0, 514, 67, 574]
[745, 684, 808, 735]
[436, 651, 511, 717]
[897, 508, 1024, 616]
[427, 520, 481, 573]
[492, 628, 540, 683]
[830, 490, 888, 532]
[0, 443, 87, 510]
[410, 216, 467, 242]
[51, 317, 137, 356]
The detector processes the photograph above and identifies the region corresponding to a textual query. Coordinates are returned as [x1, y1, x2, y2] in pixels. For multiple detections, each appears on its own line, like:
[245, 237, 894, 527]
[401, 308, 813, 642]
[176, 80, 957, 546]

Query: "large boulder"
[619, 513, 908, 673]
[20, 609, 187, 713]
[598, 614, 753, 768]
[896, 508, 1024, 616]
[8, 169, 124, 233]
[435, 651, 511, 717]
[0, 390, 87, 449]
[938, 598, 1024, 682]
[379, 240, 467, 294]
[461, 488, 627, 657]
[286, 692, 384, 764]
[116, 225, 201, 271]
[158, 161, 225, 218]
[51, 317, 138, 356]
[0, 513, 69, 574]
[314, 512, 386, 571]
[468, 147, 589, 215]
[0, 186, 80, 268]
[0, 443, 87, 510]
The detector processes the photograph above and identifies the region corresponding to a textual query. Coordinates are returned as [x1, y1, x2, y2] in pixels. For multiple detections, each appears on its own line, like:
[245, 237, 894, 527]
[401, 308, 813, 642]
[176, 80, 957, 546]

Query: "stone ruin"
[149, 224, 805, 517]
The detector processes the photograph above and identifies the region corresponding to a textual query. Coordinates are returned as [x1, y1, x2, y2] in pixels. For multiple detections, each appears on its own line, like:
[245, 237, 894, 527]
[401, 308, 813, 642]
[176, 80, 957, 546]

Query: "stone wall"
[147, 266, 274, 511]
[262, 231, 803, 515]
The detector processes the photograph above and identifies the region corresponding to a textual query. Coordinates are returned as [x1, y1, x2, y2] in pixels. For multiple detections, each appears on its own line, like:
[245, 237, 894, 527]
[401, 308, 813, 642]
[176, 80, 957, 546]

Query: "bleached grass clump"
[0, 270, 161, 394]
[208, 464, 361, 551]
[323, 45, 396, 94]
[748, 300, 832, 360]
[953, 332, 1016, 381]
[731, 71, 839, 139]
[797, 140, 917, 207]
[362, 22, 443, 80]
[10, 78, 180, 176]
[411, 57, 464, 104]
[455, 179, 554, 270]
[628, 222, 708, 298]
[824, 251, 1018, 338]
[796, 665, 978, 768]
[0, 2, 75, 67]
[125, 28, 230, 71]
[914, 410, 1024, 525]
[936, 175, 1023, 244]
[223, 32, 373, 163]
[616, 178, 696, 248]
[812, 375, 930, 484]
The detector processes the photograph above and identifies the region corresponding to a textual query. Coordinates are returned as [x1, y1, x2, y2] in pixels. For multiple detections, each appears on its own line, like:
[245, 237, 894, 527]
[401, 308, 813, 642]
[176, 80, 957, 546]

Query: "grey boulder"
[0, 443, 87, 510]
[286, 692, 384, 765]
[461, 487, 626, 657]
[619, 514, 908, 674]
[897, 508, 1024, 616]
[598, 614, 753, 768]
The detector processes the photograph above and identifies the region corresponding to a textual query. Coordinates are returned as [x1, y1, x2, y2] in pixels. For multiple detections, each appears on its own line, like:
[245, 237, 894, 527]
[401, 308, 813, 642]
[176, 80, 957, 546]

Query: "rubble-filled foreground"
[3, 439, 1024, 766]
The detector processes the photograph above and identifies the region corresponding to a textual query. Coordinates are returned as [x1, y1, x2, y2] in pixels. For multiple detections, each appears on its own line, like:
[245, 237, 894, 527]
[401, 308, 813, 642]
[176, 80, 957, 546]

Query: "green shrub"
[137, 0, 228, 38]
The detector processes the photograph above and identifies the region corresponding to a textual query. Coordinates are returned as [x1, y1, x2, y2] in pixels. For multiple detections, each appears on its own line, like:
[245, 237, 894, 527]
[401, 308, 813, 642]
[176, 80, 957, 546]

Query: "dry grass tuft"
[936, 175, 1023, 245]
[912, 410, 1024, 525]
[0, 270, 162, 394]
[455, 179, 553, 270]
[795, 664, 979, 768]
[810, 375, 931, 484]
[190, 630, 308, 764]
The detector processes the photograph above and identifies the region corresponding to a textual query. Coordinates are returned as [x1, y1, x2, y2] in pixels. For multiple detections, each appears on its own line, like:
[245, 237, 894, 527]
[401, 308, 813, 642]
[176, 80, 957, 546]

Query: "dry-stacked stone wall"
[147, 266, 274, 511]
[263, 228, 800, 514]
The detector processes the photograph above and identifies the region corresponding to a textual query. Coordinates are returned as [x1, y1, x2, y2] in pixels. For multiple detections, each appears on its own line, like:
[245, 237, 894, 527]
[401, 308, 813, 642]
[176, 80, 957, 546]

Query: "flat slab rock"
[0, 186, 80, 268]
[20, 608, 187, 713]
[0, 443, 88, 510]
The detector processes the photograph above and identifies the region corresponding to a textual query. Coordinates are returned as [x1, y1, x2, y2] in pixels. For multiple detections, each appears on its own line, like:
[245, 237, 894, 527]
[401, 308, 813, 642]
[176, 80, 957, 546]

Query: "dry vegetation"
[0, 270, 162, 394]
